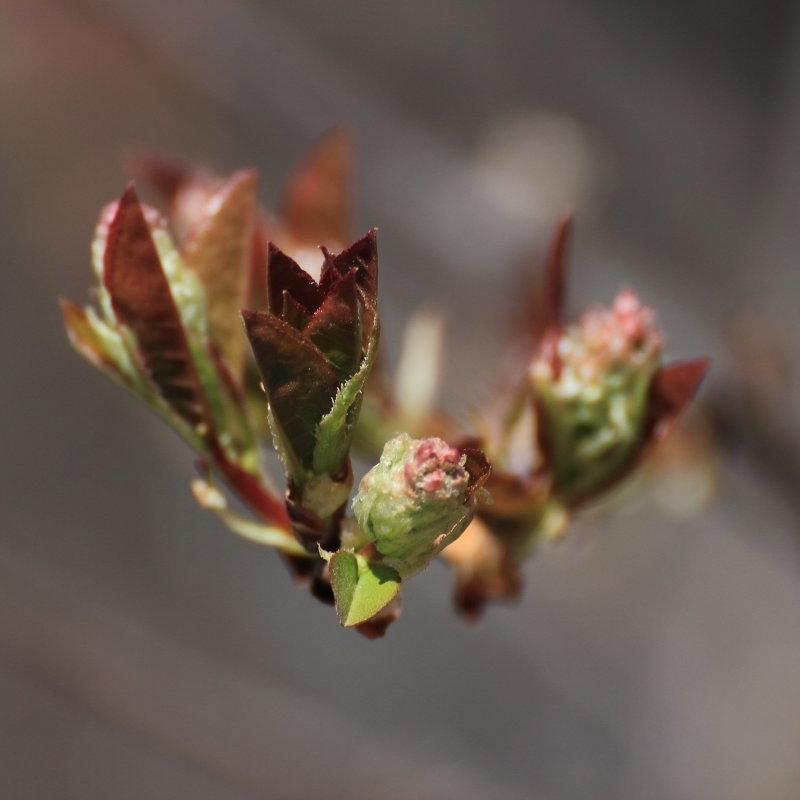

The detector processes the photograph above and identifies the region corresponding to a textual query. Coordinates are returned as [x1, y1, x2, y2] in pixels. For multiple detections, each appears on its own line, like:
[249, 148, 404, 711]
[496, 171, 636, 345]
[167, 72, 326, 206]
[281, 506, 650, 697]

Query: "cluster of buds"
[63, 134, 707, 636]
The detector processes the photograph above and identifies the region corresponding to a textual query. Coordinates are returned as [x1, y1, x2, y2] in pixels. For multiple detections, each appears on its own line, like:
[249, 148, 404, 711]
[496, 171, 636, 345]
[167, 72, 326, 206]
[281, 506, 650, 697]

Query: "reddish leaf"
[532, 214, 573, 349]
[103, 184, 209, 429]
[242, 310, 339, 466]
[281, 291, 312, 330]
[266, 243, 324, 315]
[281, 128, 352, 246]
[318, 251, 343, 289]
[321, 228, 378, 300]
[303, 270, 361, 381]
[182, 170, 257, 378]
[648, 358, 710, 441]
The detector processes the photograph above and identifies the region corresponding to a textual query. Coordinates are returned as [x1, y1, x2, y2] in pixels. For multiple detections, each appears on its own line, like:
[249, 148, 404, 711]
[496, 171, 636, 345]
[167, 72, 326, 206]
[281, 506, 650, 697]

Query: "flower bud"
[352, 434, 475, 576]
[531, 289, 663, 502]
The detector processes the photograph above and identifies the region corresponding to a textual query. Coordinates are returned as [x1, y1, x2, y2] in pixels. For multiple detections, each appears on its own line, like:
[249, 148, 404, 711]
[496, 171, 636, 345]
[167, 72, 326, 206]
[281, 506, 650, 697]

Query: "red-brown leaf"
[266, 243, 324, 315]
[647, 358, 711, 441]
[242, 310, 339, 466]
[320, 228, 378, 301]
[281, 291, 312, 330]
[303, 270, 361, 382]
[103, 184, 209, 429]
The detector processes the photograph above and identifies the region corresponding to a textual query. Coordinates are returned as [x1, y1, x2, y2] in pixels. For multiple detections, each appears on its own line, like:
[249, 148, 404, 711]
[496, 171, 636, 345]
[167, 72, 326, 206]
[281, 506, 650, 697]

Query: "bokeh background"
[3, 1, 800, 798]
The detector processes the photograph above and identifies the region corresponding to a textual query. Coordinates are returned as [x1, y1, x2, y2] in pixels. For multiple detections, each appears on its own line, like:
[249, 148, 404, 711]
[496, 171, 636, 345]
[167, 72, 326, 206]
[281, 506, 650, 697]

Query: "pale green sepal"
[329, 550, 401, 627]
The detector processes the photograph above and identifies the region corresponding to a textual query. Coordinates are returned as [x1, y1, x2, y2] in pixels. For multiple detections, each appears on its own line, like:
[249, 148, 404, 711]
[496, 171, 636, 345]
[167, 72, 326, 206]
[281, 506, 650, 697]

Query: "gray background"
[3, 1, 800, 798]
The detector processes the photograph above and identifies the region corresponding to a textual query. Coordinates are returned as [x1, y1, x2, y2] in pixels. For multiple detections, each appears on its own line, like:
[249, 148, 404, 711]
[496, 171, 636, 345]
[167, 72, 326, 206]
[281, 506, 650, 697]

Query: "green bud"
[352, 433, 474, 576]
[532, 289, 662, 502]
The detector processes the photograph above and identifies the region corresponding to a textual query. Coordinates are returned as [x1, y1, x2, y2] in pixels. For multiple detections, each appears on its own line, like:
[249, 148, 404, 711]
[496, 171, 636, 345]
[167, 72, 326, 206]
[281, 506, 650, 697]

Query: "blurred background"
[3, 1, 800, 798]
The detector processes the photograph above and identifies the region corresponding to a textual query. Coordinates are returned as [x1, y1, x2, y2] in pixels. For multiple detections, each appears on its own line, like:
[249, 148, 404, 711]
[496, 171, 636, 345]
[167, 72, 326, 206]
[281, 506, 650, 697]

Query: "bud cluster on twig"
[62, 131, 707, 637]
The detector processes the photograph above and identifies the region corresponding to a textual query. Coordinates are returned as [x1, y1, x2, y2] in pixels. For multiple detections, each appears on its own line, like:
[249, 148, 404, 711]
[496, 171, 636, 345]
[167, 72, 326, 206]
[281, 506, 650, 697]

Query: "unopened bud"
[532, 290, 662, 501]
[352, 434, 474, 576]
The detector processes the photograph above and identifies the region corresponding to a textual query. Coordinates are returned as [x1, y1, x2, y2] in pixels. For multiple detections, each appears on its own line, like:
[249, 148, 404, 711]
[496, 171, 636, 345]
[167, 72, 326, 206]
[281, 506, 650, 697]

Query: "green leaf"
[329, 551, 401, 627]
[312, 323, 379, 475]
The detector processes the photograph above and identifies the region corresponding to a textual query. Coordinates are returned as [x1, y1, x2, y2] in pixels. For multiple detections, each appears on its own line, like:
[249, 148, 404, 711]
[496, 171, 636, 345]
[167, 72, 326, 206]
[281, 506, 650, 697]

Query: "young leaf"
[242, 309, 339, 467]
[321, 228, 378, 301]
[281, 291, 312, 330]
[647, 358, 710, 441]
[266, 244, 324, 315]
[281, 128, 352, 247]
[182, 170, 257, 380]
[304, 270, 361, 381]
[312, 329, 379, 475]
[60, 299, 129, 384]
[329, 550, 401, 627]
[103, 184, 210, 430]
